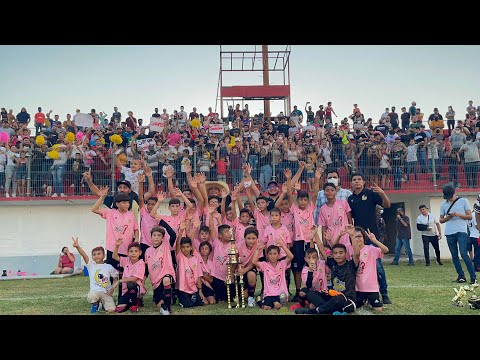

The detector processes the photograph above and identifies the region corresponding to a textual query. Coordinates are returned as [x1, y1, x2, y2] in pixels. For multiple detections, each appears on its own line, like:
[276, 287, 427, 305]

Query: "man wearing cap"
[391, 208, 414, 265]
[83, 168, 154, 211]
[250, 178, 280, 212]
[348, 172, 392, 304]
[416, 205, 442, 266]
[440, 185, 476, 284]
[314, 170, 353, 224]
[472, 193, 480, 272]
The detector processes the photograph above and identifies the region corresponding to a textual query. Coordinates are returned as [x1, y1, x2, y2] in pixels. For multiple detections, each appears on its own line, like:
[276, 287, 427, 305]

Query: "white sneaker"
[247, 296, 255, 307]
[159, 307, 170, 315]
[51, 193, 58, 197]
[5, 193, 10, 198]
[12, 193, 16, 197]
[60, 193, 66, 197]
[279, 292, 288, 306]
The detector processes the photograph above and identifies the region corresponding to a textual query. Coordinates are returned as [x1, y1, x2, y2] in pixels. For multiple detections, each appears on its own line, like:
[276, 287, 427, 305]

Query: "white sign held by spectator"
[73, 113, 93, 128]
[209, 124, 224, 134]
[135, 138, 156, 152]
[149, 117, 165, 132]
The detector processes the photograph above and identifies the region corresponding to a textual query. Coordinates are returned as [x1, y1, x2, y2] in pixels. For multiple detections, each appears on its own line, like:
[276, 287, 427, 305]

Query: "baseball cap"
[442, 184, 455, 199]
[396, 208, 404, 213]
[267, 181, 279, 187]
[116, 180, 131, 189]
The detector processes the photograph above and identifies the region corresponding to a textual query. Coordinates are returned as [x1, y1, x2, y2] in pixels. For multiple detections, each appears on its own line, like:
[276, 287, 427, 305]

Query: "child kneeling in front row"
[72, 237, 118, 313]
[112, 240, 146, 313]
[296, 224, 360, 315]
[252, 240, 294, 310]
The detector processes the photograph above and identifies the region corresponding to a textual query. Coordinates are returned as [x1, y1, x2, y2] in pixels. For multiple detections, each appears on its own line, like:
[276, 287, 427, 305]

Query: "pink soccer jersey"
[301, 259, 327, 292]
[139, 206, 158, 247]
[198, 254, 214, 290]
[119, 257, 146, 296]
[281, 211, 295, 242]
[292, 203, 315, 242]
[237, 241, 256, 270]
[144, 240, 176, 290]
[211, 237, 232, 281]
[163, 213, 185, 250]
[356, 245, 383, 293]
[176, 252, 201, 294]
[233, 219, 253, 244]
[101, 208, 139, 255]
[203, 209, 221, 231]
[263, 224, 292, 258]
[253, 208, 270, 244]
[318, 199, 353, 259]
[257, 260, 288, 297]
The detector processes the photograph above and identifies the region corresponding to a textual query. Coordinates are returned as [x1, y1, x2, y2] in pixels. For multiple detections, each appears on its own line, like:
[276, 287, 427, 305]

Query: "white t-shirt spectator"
[178, 145, 193, 155]
[467, 214, 479, 239]
[6, 151, 19, 166]
[416, 213, 439, 236]
[121, 166, 144, 194]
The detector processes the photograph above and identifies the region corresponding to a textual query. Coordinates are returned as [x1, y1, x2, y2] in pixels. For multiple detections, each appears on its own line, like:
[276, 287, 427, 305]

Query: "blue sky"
[0, 45, 479, 124]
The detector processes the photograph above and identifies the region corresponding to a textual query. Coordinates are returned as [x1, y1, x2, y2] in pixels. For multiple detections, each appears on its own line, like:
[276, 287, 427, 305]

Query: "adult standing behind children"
[439, 185, 476, 284]
[348, 173, 392, 305]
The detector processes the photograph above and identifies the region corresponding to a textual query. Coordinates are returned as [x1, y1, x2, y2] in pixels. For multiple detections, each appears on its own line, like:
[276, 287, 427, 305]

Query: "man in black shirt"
[374, 120, 388, 136]
[277, 118, 290, 138]
[348, 172, 392, 304]
[400, 107, 410, 131]
[151, 108, 161, 118]
[389, 106, 399, 129]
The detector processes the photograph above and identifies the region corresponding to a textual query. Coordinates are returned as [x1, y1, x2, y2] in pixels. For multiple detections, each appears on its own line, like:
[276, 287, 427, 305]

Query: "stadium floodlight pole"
[430, 142, 437, 189]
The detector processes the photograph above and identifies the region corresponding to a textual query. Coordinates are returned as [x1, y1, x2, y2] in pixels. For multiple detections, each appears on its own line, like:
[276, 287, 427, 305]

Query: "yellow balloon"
[110, 134, 123, 145]
[35, 135, 45, 146]
[190, 118, 201, 128]
[52, 144, 61, 150]
[47, 150, 60, 160]
[66, 132, 75, 142]
[100, 138, 105, 145]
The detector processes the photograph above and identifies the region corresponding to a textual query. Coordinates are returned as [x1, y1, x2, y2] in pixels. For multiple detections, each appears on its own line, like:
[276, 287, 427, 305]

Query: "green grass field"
[1, 260, 479, 315]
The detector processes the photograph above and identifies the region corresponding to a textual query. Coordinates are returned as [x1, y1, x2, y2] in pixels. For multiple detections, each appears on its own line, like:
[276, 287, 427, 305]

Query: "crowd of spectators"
[1, 100, 480, 198]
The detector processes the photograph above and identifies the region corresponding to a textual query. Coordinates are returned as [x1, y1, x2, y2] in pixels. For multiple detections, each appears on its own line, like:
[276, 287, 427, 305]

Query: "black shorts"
[106, 250, 127, 272]
[263, 295, 281, 308]
[152, 275, 174, 304]
[356, 291, 382, 308]
[291, 241, 310, 271]
[201, 284, 215, 298]
[177, 290, 203, 308]
[118, 283, 140, 305]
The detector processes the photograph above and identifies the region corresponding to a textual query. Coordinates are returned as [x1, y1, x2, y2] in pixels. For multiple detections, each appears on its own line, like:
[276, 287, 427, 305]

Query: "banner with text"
[149, 117, 165, 132]
[209, 124, 224, 134]
[135, 138, 156, 152]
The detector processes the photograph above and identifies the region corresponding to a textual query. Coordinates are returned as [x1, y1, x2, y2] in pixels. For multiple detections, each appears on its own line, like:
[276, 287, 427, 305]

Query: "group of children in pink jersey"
[73, 161, 388, 315]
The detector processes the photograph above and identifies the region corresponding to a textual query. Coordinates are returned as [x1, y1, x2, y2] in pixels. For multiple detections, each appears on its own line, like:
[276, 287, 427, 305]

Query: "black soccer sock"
[163, 284, 172, 310]
[247, 284, 255, 298]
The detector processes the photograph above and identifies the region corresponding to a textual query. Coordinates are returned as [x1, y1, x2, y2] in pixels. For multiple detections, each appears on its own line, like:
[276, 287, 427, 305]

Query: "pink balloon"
[0, 132, 9, 143]
[75, 132, 84, 140]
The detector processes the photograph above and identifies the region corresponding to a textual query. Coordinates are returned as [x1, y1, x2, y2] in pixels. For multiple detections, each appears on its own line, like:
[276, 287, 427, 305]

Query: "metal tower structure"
[216, 45, 291, 119]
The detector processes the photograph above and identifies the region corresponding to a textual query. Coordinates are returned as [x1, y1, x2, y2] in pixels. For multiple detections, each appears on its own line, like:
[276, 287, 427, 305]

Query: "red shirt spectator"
[34, 110, 45, 125]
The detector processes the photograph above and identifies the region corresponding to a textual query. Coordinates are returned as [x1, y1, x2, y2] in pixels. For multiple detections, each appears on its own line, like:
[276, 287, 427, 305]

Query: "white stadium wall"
[0, 192, 478, 273]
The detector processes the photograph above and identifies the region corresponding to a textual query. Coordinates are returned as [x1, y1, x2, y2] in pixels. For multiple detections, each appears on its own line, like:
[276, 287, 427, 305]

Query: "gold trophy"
[226, 229, 245, 309]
